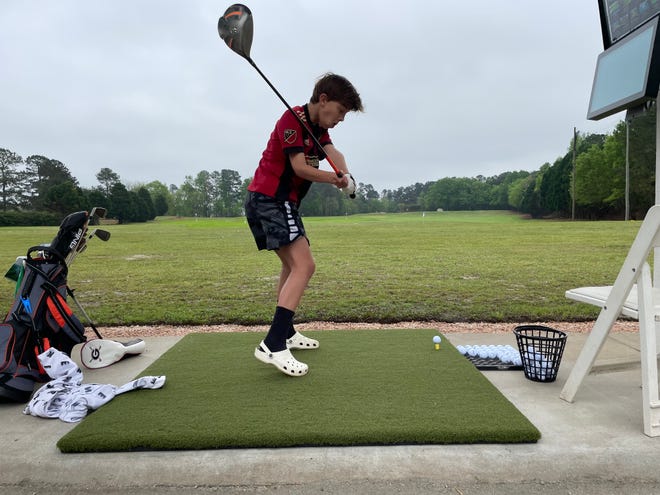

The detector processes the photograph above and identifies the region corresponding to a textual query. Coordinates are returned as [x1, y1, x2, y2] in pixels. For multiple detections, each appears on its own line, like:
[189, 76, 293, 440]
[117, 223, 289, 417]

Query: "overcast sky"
[0, 1, 623, 192]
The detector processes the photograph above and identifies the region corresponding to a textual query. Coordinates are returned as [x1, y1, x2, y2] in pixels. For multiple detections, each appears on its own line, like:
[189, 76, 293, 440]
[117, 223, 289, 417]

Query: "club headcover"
[49, 211, 89, 259]
[80, 338, 146, 369]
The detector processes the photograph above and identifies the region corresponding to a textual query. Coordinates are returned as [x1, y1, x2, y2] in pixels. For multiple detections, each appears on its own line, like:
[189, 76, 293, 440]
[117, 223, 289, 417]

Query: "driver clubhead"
[218, 4, 253, 60]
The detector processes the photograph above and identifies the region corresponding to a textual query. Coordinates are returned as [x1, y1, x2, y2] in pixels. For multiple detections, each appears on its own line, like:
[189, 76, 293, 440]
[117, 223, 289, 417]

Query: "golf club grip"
[248, 58, 343, 178]
[325, 156, 342, 177]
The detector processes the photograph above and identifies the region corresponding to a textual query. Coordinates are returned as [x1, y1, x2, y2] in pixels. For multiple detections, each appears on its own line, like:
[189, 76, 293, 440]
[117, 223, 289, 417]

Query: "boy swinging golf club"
[218, 4, 363, 376]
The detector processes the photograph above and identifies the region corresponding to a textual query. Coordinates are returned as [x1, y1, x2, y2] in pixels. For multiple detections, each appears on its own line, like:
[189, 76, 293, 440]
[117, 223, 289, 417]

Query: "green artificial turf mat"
[57, 329, 540, 452]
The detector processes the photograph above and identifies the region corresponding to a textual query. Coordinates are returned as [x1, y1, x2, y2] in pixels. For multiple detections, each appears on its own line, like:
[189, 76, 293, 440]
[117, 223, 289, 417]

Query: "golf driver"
[218, 4, 356, 198]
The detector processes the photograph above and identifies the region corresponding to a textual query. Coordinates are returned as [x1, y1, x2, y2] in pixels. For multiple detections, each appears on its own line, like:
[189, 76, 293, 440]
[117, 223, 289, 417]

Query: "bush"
[0, 210, 62, 227]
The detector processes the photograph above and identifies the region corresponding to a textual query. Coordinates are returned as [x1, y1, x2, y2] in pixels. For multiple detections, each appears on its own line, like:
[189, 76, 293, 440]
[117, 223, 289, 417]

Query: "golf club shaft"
[247, 58, 343, 177]
[66, 287, 103, 339]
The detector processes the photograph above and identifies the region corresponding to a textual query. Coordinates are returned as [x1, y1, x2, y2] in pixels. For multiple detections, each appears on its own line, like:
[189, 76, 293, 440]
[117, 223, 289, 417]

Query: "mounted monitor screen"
[600, 0, 660, 48]
[587, 16, 660, 120]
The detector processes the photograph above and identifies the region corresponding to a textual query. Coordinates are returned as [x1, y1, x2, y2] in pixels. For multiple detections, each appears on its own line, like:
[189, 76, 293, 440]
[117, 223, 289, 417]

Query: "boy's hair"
[310, 73, 363, 112]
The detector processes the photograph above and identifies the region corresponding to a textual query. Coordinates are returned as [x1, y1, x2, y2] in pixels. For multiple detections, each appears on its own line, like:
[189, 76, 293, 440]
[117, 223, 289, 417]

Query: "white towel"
[23, 348, 165, 423]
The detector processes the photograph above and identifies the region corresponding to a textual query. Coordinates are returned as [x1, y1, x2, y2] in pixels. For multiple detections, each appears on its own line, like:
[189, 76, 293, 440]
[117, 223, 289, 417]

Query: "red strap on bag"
[46, 293, 73, 328]
[35, 338, 50, 374]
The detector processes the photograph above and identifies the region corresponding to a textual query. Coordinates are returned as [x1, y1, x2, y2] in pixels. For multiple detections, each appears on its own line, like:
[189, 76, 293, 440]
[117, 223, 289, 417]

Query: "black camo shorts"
[244, 191, 307, 250]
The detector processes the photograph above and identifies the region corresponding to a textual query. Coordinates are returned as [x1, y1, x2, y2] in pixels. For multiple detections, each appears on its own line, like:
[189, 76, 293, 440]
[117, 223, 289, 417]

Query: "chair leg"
[638, 263, 660, 436]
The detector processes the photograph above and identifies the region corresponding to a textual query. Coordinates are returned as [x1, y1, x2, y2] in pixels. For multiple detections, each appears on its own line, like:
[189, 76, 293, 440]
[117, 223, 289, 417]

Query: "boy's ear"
[318, 93, 329, 104]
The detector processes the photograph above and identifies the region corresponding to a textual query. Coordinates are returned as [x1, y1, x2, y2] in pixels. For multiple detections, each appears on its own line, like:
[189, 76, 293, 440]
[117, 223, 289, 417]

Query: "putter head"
[218, 4, 253, 60]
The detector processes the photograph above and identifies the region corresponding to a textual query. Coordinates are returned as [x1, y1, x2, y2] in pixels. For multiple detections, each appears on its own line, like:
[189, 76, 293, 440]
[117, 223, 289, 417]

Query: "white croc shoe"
[254, 341, 308, 376]
[286, 331, 319, 350]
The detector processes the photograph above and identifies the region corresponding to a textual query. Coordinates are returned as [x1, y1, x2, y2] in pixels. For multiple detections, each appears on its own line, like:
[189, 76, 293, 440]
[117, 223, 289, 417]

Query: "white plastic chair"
[561, 204, 660, 437]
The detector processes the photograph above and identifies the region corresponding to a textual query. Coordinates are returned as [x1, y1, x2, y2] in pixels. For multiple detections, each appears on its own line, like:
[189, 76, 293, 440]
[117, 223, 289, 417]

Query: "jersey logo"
[283, 129, 297, 144]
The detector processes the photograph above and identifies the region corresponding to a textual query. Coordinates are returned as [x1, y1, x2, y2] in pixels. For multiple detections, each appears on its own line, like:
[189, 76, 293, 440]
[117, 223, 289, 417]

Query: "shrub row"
[0, 210, 62, 227]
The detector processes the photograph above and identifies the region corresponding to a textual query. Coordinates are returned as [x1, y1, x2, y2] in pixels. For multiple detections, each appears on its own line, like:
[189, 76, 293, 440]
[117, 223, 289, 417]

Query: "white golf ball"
[433, 335, 441, 344]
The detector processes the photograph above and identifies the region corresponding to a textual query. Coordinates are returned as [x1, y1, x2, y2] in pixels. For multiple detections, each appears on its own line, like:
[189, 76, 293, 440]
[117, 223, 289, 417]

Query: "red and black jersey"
[248, 104, 332, 204]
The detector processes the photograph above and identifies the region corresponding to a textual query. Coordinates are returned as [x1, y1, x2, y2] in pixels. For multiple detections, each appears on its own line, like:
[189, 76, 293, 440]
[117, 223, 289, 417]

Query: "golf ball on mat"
[433, 336, 441, 344]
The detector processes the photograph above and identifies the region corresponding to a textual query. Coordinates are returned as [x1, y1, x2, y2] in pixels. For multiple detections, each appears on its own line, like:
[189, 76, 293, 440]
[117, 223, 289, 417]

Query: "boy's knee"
[305, 259, 316, 278]
[287, 258, 315, 280]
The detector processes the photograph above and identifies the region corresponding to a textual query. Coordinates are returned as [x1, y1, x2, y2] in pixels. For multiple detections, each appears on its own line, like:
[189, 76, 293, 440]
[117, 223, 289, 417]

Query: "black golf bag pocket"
[0, 323, 16, 373]
[0, 320, 47, 403]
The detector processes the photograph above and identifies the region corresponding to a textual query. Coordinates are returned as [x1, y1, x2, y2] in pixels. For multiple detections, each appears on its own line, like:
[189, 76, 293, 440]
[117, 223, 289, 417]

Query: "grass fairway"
[0, 211, 640, 325]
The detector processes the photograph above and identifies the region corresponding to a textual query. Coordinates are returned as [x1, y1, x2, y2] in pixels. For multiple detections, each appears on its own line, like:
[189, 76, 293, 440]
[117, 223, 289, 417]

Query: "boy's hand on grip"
[342, 173, 356, 199]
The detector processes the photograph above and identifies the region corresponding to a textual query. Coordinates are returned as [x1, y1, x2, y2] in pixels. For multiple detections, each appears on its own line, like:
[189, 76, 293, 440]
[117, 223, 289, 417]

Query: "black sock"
[286, 323, 296, 339]
[263, 306, 294, 352]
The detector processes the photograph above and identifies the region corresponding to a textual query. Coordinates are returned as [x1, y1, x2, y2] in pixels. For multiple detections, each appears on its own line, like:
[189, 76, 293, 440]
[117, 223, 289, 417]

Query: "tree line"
[0, 105, 656, 225]
[0, 151, 166, 225]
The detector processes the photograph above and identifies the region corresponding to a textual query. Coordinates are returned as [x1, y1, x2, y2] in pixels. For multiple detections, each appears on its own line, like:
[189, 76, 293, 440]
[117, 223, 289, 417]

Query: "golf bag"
[0, 209, 104, 403]
[0, 246, 86, 402]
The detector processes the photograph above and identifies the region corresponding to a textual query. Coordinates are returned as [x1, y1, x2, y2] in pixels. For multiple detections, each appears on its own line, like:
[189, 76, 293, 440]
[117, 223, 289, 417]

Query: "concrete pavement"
[1, 328, 660, 494]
